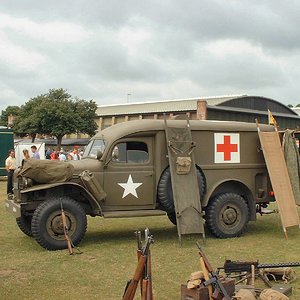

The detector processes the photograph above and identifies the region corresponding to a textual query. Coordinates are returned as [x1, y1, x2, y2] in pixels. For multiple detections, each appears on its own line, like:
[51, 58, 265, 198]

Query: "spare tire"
[157, 166, 206, 215]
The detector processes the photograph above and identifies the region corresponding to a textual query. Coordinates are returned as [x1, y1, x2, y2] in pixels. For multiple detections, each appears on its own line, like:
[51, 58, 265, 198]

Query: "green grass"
[1, 180, 300, 299]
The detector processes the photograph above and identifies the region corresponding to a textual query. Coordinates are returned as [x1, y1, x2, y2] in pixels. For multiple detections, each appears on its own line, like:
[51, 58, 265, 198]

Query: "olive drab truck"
[5, 119, 275, 250]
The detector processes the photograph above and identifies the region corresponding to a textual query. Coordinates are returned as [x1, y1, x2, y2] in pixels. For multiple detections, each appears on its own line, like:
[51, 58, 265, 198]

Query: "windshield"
[83, 139, 106, 158]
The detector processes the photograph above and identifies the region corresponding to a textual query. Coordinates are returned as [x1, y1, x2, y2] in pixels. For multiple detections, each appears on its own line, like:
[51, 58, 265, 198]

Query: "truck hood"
[69, 158, 103, 174]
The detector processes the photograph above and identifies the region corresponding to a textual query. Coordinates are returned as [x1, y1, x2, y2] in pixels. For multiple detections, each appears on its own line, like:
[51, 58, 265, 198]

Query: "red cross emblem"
[217, 135, 238, 160]
[215, 133, 240, 163]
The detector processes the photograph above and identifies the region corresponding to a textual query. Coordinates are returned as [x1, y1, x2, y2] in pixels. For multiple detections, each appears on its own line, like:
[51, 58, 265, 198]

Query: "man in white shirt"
[5, 149, 16, 197]
[70, 148, 81, 160]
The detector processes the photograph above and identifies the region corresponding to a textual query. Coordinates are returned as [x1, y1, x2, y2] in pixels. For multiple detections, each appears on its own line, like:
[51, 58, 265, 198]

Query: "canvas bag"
[260, 289, 289, 300]
[18, 159, 74, 184]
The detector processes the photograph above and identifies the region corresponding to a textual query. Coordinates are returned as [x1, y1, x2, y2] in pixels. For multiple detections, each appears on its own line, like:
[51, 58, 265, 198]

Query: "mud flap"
[164, 117, 205, 242]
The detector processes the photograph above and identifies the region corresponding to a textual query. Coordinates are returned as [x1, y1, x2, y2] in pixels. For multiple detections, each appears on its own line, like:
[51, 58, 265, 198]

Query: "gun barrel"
[258, 262, 300, 269]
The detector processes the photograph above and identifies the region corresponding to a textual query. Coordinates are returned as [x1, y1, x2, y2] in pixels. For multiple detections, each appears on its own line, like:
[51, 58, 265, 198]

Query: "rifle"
[142, 228, 153, 300]
[60, 200, 73, 255]
[196, 242, 230, 300]
[135, 230, 143, 296]
[123, 234, 154, 300]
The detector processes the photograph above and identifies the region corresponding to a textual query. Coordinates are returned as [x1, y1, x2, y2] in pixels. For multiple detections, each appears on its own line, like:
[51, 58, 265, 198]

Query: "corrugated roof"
[96, 95, 246, 116]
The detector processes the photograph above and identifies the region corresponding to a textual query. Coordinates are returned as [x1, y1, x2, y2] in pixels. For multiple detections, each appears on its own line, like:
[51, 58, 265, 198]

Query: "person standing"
[5, 149, 16, 197]
[23, 149, 30, 160]
[31, 145, 40, 159]
[50, 150, 59, 160]
[70, 148, 81, 160]
[59, 149, 66, 161]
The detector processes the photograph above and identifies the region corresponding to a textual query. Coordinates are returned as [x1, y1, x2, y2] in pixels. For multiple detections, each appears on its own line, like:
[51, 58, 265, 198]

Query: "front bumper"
[5, 199, 21, 218]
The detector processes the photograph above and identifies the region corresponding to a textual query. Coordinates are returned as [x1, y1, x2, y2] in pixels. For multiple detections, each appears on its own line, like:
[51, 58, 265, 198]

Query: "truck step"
[103, 209, 166, 218]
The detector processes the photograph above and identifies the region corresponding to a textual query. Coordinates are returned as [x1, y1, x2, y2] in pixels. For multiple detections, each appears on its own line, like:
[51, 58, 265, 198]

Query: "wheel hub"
[222, 207, 238, 225]
[50, 215, 66, 235]
[46, 211, 76, 240]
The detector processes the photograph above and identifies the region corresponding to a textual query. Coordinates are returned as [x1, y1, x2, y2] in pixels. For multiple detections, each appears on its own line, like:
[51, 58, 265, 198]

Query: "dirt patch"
[0, 269, 27, 280]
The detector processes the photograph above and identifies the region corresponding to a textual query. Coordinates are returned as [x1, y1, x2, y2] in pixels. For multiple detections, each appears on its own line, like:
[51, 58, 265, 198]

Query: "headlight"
[22, 177, 33, 188]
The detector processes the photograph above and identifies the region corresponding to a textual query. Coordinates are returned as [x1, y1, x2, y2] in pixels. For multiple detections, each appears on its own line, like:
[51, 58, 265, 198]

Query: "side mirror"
[96, 150, 103, 160]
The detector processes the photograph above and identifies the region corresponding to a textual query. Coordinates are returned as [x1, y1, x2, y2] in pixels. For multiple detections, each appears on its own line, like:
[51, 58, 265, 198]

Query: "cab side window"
[112, 141, 149, 163]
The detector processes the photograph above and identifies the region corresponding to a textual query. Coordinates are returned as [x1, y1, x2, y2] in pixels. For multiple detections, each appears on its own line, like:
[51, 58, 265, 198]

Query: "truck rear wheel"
[206, 193, 249, 238]
[31, 197, 87, 250]
[16, 215, 33, 237]
[157, 166, 206, 224]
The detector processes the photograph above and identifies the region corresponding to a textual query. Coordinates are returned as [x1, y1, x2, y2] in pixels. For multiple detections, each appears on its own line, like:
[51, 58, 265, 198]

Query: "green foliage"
[13, 88, 98, 148]
[296, 104, 300, 107]
[287, 104, 294, 108]
[13, 95, 45, 141]
[0, 106, 21, 126]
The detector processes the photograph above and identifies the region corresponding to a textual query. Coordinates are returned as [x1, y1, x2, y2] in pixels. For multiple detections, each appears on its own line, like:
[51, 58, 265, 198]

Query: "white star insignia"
[118, 174, 143, 199]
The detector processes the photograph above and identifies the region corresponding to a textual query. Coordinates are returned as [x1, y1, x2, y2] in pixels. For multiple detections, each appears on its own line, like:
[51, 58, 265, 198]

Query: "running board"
[102, 209, 166, 218]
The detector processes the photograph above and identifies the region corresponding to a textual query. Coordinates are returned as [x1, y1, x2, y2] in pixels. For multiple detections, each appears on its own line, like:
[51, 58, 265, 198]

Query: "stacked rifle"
[122, 228, 154, 300]
[196, 242, 232, 300]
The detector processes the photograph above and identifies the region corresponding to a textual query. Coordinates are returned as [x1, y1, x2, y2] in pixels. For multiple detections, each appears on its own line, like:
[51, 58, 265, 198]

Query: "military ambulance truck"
[5, 119, 275, 250]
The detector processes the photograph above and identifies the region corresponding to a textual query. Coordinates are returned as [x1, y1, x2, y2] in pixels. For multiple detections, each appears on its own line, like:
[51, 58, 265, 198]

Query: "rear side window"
[112, 141, 149, 163]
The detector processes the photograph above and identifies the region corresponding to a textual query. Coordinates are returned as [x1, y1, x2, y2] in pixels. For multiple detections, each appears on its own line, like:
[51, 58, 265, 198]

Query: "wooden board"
[258, 131, 300, 231]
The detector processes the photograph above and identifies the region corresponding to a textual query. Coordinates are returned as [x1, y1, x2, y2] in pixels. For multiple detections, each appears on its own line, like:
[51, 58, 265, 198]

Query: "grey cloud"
[1, 0, 300, 113]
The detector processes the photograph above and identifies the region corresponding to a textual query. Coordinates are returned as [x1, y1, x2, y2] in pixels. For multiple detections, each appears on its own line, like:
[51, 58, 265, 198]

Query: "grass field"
[1, 180, 300, 299]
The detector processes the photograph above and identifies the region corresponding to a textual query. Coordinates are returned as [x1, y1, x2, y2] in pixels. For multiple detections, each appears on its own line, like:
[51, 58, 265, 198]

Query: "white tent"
[15, 142, 45, 167]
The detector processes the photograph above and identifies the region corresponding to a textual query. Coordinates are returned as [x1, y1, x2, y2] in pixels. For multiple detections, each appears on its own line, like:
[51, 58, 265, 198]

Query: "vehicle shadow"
[82, 225, 179, 246]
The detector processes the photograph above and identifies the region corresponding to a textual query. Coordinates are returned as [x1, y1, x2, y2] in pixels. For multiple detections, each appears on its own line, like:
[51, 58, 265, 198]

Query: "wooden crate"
[181, 278, 235, 300]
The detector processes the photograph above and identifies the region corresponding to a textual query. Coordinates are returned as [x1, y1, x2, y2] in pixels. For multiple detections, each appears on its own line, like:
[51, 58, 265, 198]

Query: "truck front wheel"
[206, 193, 249, 238]
[16, 215, 33, 237]
[31, 197, 87, 250]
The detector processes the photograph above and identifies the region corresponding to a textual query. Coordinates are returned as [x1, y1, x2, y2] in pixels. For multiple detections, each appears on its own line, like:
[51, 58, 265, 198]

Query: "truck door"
[103, 137, 155, 209]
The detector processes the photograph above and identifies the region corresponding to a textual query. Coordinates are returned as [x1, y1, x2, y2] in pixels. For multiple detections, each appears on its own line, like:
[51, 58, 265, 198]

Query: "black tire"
[16, 215, 33, 237]
[157, 166, 206, 215]
[206, 193, 249, 238]
[167, 213, 177, 225]
[31, 197, 87, 250]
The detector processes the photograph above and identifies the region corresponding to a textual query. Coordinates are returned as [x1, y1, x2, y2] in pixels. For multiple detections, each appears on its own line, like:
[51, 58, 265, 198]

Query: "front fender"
[21, 182, 102, 215]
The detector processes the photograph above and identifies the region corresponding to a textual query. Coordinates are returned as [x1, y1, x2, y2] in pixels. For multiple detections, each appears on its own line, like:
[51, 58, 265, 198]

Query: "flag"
[268, 109, 277, 126]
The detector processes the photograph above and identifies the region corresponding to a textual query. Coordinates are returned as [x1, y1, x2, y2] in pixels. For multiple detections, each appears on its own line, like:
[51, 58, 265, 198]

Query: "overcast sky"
[1, 0, 300, 113]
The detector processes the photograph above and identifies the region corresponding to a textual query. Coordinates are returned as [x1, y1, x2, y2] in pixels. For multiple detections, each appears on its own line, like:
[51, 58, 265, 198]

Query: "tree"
[14, 95, 46, 142]
[0, 106, 21, 127]
[287, 104, 294, 108]
[14, 88, 98, 149]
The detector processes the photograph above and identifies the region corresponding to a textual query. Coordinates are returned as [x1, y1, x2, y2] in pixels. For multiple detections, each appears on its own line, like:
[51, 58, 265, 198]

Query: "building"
[292, 107, 300, 116]
[96, 95, 300, 130]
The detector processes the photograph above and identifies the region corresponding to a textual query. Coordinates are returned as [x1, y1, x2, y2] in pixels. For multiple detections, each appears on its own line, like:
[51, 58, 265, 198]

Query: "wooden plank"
[258, 131, 300, 231]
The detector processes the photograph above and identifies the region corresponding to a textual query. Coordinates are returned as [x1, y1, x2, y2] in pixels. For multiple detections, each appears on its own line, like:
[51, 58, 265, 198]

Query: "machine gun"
[123, 229, 154, 300]
[222, 260, 300, 274]
[219, 260, 300, 287]
[196, 242, 231, 300]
